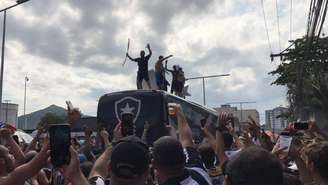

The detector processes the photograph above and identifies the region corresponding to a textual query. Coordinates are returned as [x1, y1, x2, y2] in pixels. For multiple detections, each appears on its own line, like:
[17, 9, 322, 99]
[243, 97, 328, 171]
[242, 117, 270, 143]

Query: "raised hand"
[247, 115, 261, 137]
[100, 128, 109, 140]
[84, 127, 93, 138]
[68, 108, 81, 125]
[113, 123, 123, 142]
[0, 128, 13, 139]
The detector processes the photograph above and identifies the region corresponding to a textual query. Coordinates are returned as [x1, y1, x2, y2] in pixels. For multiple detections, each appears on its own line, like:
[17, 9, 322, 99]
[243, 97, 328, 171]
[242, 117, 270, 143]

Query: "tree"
[38, 113, 66, 128]
[270, 36, 328, 129]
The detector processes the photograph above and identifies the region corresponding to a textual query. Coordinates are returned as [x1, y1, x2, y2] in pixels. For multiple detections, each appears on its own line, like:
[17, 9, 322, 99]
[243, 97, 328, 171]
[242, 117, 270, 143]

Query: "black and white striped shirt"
[160, 147, 212, 185]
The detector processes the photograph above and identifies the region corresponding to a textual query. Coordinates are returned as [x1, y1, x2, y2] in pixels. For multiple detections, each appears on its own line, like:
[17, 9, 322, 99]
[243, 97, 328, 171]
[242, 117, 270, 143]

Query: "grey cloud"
[140, 0, 214, 35]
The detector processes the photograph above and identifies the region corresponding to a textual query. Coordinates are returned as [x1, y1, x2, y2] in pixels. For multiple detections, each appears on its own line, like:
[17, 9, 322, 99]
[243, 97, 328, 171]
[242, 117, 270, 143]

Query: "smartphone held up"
[121, 112, 135, 137]
[49, 124, 71, 168]
[279, 132, 292, 152]
[293, 121, 309, 130]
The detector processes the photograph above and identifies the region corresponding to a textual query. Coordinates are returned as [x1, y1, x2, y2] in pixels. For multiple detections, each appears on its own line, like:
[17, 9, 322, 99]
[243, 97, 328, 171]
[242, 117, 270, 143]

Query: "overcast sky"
[0, 0, 316, 123]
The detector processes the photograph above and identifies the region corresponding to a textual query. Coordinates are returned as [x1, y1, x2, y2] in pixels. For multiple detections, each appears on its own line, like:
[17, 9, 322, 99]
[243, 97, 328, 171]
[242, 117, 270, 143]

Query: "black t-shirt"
[134, 55, 151, 72]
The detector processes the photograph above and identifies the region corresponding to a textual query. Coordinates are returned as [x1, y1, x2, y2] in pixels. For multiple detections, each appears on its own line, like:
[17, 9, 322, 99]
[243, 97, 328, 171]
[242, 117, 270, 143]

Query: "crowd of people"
[0, 104, 328, 185]
[126, 43, 186, 96]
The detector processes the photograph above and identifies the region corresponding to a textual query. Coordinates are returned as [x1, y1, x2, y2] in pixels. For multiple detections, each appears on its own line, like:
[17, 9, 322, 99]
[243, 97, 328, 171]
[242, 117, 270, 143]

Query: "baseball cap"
[111, 136, 150, 179]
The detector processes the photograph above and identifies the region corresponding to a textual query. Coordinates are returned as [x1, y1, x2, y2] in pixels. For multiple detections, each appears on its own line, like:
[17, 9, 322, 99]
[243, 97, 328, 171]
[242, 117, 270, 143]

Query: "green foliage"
[38, 113, 66, 128]
[270, 36, 328, 122]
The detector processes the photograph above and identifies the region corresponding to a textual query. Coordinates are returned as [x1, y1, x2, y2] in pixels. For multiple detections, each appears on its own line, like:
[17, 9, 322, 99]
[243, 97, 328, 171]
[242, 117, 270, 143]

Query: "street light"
[23, 76, 29, 129]
[0, 0, 30, 122]
[186, 74, 230, 105]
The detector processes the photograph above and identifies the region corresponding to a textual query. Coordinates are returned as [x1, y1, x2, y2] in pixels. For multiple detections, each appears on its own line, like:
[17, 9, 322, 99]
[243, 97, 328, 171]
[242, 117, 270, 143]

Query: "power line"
[275, 0, 282, 52]
[316, 0, 328, 40]
[260, 0, 273, 53]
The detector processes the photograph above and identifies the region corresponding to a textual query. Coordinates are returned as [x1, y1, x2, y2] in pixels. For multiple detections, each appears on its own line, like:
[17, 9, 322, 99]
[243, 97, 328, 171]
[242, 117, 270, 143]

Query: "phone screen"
[294, 121, 309, 130]
[49, 124, 71, 168]
[279, 133, 292, 152]
[121, 113, 135, 137]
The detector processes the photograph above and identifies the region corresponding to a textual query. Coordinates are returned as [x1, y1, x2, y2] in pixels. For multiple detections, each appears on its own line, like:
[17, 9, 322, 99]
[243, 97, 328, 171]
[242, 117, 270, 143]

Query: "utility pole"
[187, 74, 230, 105]
[270, 0, 328, 120]
[0, 0, 31, 122]
[225, 101, 256, 130]
[24, 76, 28, 129]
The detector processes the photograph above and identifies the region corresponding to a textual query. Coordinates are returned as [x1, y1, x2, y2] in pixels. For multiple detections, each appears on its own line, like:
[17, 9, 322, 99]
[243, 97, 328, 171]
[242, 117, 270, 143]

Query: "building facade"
[265, 106, 289, 133]
[0, 103, 19, 127]
[214, 104, 260, 130]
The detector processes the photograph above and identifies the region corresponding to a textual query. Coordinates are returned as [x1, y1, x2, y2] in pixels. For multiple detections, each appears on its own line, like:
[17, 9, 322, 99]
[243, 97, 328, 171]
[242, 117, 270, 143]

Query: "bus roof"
[100, 90, 218, 116]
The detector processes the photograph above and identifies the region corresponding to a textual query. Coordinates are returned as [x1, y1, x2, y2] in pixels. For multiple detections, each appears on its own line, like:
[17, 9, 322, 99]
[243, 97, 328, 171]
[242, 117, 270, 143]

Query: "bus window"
[166, 95, 218, 143]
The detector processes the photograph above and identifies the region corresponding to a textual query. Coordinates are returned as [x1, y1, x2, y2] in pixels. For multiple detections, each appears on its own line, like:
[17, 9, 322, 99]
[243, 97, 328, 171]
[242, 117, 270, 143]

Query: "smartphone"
[121, 112, 135, 137]
[279, 132, 292, 152]
[294, 121, 309, 130]
[200, 118, 206, 128]
[49, 124, 71, 168]
[66, 101, 74, 111]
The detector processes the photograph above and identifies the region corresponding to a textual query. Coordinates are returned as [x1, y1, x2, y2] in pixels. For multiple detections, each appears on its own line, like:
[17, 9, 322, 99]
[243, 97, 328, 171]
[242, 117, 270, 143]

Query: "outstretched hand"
[113, 123, 123, 142]
[146, 43, 150, 48]
[247, 115, 261, 137]
[68, 108, 81, 125]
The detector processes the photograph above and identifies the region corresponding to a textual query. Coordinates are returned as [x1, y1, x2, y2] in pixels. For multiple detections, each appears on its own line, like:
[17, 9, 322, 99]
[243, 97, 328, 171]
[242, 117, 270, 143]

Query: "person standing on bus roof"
[126, 43, 152, 90]
[155, 55, 173, 91]
[166, 64, 184, 96]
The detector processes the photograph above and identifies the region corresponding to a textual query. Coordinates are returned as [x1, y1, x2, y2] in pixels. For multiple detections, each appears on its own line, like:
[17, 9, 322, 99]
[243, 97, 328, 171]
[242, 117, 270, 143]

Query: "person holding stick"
[126, 44, 152, 90]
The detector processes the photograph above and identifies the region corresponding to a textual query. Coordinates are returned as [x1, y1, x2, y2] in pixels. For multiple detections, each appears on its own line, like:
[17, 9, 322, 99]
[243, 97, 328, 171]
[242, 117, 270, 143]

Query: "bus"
[97, 90, 218, 145]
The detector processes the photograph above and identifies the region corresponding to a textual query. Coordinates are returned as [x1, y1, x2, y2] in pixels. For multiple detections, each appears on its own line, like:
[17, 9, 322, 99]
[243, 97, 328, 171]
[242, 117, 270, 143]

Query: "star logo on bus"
[120, 103, 135, 113]
[115, 97, 141, 122]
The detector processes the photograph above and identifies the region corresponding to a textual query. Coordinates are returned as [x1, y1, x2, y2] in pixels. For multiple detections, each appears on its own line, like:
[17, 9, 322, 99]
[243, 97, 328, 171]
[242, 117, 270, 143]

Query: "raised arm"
[201, 125, 216, 152]
[63, 147, 90, 185]
[159, 55, 173, 63]
[215, 130, 229, 166]
[88, 124, 122, 179]
[25, 128, 44, 152]
[126, 53, 137, 62]
[141, 121, 151, 143]
[174, 104, 194, 148]
[165, 61, 174, 73]
[0, 129, 26, 167]
[146, 43, 152, 57]
[2, 141, 49, 185]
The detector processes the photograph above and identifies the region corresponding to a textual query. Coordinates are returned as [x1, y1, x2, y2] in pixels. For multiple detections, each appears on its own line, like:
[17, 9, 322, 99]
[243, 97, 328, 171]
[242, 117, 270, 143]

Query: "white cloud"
[0, 0, 314, 124]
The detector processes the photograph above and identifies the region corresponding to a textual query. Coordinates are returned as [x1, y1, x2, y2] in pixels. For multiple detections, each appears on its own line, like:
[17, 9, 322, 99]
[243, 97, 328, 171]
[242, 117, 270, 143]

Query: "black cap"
[111, 136, 150, 179]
